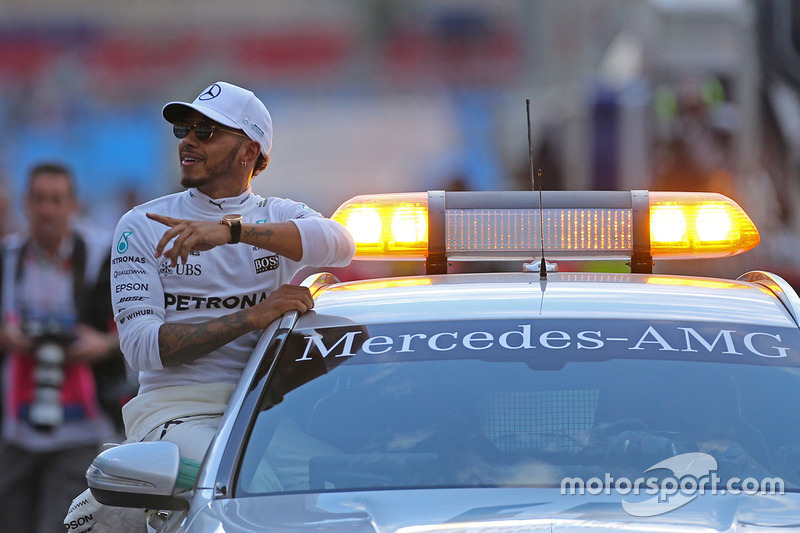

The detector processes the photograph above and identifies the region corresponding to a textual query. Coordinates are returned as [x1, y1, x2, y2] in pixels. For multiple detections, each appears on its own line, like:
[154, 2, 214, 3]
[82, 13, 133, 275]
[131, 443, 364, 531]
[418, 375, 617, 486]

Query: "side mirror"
[87, 441, 189, 510]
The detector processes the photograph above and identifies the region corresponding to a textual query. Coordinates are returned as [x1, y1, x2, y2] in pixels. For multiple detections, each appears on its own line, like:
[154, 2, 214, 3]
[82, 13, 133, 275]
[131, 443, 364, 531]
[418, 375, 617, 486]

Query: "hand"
[67, 324, 117, 362]
[245, 284, 315, 329]
[147, 212, 231, 266]
[0, 323, 33, 354]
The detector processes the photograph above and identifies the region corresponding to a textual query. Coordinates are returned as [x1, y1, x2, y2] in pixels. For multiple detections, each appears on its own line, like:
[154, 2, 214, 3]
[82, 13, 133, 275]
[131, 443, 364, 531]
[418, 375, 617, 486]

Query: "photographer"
[0, 163, 120, 533]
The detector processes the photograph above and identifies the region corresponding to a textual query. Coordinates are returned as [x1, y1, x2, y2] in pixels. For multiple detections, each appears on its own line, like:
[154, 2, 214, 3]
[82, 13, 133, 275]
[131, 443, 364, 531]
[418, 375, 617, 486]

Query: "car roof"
[297, 271, 798, 329]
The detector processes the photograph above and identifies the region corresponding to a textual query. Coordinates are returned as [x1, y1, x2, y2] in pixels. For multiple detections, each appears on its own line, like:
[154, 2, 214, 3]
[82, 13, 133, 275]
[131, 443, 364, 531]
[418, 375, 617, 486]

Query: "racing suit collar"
[186, 187, 254, 214]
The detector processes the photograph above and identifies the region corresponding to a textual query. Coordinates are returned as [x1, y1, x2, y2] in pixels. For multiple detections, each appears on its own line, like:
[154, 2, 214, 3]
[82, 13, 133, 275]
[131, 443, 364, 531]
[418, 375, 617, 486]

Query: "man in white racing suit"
[65, 81, 355, 532]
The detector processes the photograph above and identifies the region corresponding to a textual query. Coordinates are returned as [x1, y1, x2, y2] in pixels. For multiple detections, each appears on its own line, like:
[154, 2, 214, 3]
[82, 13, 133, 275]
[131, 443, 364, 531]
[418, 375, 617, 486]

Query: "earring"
[241, 160, 248, 167]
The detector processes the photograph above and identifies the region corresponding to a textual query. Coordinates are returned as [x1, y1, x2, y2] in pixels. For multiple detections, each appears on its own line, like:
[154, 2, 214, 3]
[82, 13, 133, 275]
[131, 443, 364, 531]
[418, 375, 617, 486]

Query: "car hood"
[183, 488, 800, 532]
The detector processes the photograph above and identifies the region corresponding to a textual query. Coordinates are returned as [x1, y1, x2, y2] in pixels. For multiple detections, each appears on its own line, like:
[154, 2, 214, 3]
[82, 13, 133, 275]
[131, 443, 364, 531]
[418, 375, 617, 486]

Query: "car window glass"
[236, 320, 800, 496]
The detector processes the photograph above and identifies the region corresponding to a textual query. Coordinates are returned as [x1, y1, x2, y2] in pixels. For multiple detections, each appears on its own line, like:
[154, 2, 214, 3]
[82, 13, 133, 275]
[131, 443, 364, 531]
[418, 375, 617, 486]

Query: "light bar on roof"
[330, 190, 760, 274]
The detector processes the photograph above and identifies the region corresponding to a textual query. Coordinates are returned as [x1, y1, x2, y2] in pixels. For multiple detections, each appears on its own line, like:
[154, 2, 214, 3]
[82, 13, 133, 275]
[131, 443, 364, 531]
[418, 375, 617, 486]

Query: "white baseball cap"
[162, 81, 273, 156]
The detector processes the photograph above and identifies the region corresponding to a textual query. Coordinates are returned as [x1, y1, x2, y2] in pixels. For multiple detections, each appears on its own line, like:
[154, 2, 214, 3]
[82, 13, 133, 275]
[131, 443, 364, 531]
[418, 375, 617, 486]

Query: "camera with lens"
[22, 313, 76, 432]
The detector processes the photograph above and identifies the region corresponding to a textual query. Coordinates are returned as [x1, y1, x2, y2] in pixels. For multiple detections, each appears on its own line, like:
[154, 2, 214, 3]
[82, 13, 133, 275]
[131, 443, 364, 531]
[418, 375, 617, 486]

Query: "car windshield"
[236, 319, 800, 496]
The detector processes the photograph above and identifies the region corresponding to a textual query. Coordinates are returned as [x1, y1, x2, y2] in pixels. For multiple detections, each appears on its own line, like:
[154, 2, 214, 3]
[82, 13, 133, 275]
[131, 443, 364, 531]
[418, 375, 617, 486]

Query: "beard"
[180, 142, 241, 189]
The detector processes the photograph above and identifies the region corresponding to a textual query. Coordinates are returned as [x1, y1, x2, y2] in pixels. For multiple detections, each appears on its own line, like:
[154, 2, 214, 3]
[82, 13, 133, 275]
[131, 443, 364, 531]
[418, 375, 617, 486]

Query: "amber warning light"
[331, 190, 760, 271]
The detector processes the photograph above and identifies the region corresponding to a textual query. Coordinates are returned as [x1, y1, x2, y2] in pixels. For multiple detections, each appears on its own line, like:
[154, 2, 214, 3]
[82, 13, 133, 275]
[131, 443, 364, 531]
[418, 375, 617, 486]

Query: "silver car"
[89, 190, 800, 531]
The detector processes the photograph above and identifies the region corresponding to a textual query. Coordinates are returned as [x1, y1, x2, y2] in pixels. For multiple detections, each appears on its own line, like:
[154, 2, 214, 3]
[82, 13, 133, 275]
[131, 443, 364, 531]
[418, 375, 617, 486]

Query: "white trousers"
[65, 414, 223, 533]
[65, 383, 234, 533]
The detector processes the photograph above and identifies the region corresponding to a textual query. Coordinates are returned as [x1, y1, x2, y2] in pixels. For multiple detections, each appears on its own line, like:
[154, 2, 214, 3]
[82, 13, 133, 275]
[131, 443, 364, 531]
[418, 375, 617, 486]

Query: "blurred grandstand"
[1, 0, 800, 283]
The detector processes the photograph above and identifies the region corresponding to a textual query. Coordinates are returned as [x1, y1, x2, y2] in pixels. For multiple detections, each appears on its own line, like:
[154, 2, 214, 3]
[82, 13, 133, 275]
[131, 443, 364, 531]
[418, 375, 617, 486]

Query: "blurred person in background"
[652, 76, 736, 199]
[0, 162, 122, 533]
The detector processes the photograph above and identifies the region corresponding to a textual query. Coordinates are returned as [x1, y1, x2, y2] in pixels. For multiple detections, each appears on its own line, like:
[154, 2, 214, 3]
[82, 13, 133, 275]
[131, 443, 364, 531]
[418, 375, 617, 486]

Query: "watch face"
[222, 214, 243, 224]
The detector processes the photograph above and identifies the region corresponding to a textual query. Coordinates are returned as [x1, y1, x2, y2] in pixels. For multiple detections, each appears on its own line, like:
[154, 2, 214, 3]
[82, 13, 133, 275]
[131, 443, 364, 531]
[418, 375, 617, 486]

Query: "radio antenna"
[526, 99, 535, 191]
[537, 169, 547, 280]
[526, 99, 548, 280]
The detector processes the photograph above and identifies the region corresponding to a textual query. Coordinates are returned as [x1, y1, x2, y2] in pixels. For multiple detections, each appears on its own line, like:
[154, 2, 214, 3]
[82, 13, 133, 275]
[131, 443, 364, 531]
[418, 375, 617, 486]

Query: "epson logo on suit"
[116, 283, 149, 293]
[254, 255, 279, 274]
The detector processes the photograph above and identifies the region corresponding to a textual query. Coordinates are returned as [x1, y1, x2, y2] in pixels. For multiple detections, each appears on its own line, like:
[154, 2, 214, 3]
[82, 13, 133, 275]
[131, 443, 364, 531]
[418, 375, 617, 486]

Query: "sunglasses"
[173, 120, 250, 142]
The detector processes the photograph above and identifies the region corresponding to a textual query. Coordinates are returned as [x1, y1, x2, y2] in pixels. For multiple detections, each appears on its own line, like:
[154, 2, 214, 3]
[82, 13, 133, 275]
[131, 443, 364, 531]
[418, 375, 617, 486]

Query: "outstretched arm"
[147, 213, 303, 265]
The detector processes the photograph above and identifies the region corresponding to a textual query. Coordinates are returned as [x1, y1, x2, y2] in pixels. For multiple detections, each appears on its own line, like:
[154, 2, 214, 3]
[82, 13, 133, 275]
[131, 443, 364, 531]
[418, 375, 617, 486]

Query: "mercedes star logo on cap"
[199, 83, 222, 101]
